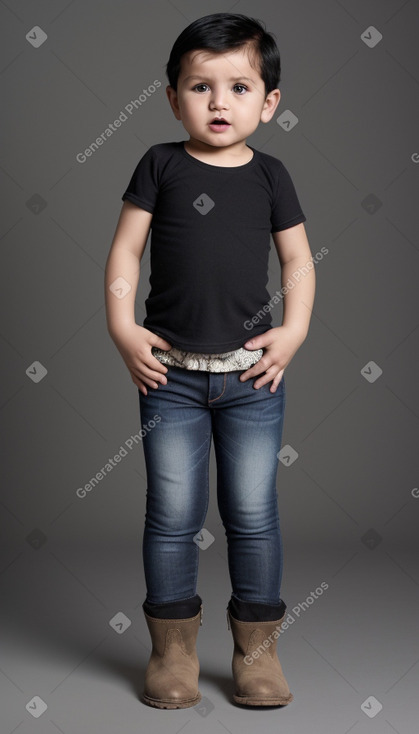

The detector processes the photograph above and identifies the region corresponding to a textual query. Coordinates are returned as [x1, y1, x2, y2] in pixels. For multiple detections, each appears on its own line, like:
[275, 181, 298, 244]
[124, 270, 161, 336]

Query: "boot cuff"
[143, 594, 202, 619]
[228, 594, 286, 622]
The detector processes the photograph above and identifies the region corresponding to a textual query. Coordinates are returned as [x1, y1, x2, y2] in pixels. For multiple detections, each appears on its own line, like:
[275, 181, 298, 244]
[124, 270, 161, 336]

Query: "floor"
[1, 539, 417, 734]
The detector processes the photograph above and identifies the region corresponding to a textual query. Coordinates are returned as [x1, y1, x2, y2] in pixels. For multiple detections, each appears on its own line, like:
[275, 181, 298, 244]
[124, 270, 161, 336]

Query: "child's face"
[166, 46, 280, 149]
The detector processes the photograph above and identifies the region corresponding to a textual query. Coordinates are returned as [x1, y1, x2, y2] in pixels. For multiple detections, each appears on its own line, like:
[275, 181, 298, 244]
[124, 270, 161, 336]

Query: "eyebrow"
[183, 75, 255, 83]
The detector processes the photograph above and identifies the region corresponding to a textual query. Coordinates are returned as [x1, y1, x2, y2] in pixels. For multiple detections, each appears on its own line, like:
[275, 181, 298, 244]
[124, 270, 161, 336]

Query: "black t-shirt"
[121, 141, 306, 352]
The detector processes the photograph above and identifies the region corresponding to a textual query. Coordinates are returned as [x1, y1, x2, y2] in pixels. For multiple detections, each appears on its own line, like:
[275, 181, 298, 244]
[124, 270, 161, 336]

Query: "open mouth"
[209, 118, 231, 131]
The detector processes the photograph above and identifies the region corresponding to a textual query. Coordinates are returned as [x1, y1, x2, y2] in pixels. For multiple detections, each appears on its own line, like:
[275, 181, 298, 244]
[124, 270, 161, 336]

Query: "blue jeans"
[138, 366, 286, 606]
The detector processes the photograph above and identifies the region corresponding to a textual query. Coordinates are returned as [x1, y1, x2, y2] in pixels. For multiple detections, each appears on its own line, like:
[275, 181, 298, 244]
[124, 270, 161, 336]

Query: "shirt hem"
[147, 327, 272, 353]
[271, 213, 306, 233]
[122, 193, 154, 213]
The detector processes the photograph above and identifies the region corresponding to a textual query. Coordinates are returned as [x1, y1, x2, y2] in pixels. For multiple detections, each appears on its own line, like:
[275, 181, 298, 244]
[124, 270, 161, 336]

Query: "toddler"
[105, 11, 315, 710]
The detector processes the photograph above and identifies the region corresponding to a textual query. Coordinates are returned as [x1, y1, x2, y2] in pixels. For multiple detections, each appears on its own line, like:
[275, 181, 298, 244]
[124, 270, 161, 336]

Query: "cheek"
[184, 99, 204, 117]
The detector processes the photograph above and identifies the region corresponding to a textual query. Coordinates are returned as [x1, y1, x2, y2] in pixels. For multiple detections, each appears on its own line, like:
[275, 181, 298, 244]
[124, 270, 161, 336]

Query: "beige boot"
[142, 604, 203, 709]
[227, 606, 293, 706]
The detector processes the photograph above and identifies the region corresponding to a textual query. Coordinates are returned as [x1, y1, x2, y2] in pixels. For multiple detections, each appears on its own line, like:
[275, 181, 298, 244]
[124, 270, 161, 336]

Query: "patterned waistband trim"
[151, 346, 263, 372]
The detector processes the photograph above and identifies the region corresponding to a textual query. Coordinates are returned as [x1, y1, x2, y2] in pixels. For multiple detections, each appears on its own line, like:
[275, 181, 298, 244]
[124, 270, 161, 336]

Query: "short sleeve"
[270, 161, 306, 233]
[121, 146, 159, 213]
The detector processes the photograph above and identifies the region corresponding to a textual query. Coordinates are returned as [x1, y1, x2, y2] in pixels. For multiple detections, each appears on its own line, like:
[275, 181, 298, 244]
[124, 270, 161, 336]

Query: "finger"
[243, 335, 271, 350]
[252, 374, 271, 389]
[268, 369, 285, 393]
[136, 362, 168, 384]
[150, 355, 169, 373]
[240, 357, 271, 382]
[252, 366, 281, 390]
[154, 336, 172, 351]
[132, 376, 148, 395]
[131, 370, 163, 391]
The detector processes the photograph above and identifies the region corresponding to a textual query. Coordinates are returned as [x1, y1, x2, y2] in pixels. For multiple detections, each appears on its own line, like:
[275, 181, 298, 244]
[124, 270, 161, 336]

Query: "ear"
[260, 88, 281, 124]
[166, 85, 182, 121]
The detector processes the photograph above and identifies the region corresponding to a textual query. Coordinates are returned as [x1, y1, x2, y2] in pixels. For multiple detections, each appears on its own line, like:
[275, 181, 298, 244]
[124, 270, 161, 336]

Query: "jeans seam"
[207, 372, 227, 403]
[193, 430, 211, 593]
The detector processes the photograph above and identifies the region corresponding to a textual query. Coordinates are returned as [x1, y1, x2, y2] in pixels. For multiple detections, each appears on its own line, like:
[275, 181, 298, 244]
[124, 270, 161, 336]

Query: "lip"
[208, 119, 231, 132]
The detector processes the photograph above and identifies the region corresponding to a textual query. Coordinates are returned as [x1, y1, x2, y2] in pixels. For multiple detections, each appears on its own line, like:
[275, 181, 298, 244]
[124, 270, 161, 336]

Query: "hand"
[111, 324, 172, 395]
[240, 326, 305, 392]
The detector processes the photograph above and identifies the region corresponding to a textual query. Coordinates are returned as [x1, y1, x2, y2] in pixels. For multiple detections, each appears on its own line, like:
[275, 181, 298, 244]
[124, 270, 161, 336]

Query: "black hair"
[165, 12, 281, 97]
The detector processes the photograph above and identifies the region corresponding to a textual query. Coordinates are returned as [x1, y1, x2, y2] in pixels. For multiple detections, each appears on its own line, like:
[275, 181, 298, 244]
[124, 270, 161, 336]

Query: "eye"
[233, 84, 248, 94]
[192, 84, 209, 93]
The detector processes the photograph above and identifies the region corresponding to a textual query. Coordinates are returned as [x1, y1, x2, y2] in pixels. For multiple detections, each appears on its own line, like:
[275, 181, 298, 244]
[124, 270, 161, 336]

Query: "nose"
[209, 85, 230, 111]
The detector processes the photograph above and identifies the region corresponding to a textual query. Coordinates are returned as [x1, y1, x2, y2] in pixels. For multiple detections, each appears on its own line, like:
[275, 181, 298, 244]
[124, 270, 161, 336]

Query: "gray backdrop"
[1, 0, 418, 732]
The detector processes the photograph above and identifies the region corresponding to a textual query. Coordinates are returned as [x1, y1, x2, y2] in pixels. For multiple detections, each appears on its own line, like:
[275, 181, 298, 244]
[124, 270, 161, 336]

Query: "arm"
[274, 222, 315, 341]
[104, 201, 172, 395]
[239, 222, 316, 392]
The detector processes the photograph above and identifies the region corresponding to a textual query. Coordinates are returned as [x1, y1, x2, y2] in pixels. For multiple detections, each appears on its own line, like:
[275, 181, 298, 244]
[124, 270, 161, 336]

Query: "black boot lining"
[228, 594, 286, 622]
[143, 594, 202, 619]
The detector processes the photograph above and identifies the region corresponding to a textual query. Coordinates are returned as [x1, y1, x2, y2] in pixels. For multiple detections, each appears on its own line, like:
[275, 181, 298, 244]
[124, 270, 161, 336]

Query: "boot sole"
[233, 692, 293, 706]
[142, 691, 202, 709]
